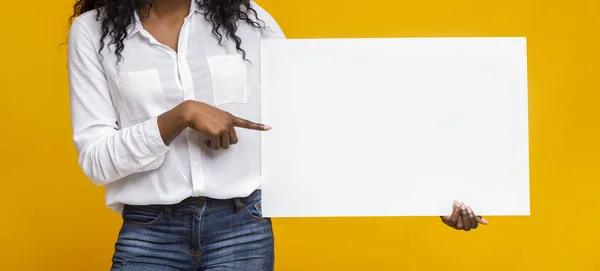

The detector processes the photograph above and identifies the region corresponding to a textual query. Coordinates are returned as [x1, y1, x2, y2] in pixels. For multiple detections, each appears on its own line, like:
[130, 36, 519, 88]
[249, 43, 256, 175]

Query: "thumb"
[476, 216, 489, 225]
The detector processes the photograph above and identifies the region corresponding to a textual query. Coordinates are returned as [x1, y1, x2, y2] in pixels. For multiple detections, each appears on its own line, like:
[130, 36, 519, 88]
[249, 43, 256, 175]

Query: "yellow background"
[1, 0, 598, 270]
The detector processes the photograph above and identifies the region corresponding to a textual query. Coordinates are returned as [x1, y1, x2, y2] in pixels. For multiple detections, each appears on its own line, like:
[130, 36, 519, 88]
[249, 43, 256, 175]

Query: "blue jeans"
[110, 190, 274, 271]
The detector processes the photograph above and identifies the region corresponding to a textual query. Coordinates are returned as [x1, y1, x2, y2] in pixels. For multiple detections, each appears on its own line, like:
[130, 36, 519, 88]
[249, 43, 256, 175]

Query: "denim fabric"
[110, 190, 274, 271]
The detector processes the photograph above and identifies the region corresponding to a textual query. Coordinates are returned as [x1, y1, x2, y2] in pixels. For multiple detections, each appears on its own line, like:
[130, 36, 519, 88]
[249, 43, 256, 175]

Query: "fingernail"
[459, 202, 466, 209]
[263, 125, 272, 130]
[481, 218, 489, 225]
[467, 206, 473, 213]
[454, 201, 460, 207]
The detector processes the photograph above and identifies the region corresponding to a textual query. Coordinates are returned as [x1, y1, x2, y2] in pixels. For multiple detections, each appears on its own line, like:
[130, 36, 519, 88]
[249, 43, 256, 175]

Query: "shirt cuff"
[141, 116, 170, 155]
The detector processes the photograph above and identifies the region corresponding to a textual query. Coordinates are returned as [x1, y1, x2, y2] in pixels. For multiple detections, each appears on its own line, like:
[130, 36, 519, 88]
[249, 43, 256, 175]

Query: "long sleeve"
[68, 18, 170, 186]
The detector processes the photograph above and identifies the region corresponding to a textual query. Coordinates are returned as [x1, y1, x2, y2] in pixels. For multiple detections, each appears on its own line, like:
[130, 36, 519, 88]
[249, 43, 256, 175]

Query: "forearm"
[69, 17, 183, 186]
[76, 101, 192, 185]
[76, 117, 170, 185]
[157, 101, 192, 146]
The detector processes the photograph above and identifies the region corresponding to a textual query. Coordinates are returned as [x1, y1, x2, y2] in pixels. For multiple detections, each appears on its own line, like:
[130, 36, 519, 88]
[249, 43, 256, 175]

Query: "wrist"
[176, 100, 194, 127]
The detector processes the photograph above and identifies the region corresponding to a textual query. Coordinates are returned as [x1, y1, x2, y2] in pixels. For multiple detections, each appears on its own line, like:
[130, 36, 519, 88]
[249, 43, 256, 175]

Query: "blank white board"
[260, 38, 530, 217]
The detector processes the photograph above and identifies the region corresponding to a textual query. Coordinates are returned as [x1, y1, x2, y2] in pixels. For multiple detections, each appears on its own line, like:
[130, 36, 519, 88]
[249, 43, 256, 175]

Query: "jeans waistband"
[123, 190, 261, 216]
[178, 189, 261, 211]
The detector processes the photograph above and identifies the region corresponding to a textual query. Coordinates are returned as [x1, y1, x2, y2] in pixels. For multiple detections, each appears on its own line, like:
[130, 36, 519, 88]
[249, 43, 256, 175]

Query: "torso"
[70, 1, 284, 212]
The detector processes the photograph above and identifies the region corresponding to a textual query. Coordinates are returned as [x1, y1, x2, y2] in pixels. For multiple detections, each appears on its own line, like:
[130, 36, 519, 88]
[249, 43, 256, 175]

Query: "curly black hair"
[70, 0, 265, 62]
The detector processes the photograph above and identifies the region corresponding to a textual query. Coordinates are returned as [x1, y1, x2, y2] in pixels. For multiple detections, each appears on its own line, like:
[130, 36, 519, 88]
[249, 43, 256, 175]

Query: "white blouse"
[68, 1, 285, 212]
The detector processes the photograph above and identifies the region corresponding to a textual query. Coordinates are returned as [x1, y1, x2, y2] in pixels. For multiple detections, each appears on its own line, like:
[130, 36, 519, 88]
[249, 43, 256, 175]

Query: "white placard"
[260, 38, 530, 217]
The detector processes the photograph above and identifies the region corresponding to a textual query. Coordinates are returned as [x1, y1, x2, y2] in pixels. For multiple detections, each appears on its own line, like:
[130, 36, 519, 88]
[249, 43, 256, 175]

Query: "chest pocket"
[207, 54, 248, 106]
[116, 69, 165, 122]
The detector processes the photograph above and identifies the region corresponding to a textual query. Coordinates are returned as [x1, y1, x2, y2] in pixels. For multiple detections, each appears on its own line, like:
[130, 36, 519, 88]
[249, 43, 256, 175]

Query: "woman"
[68, 0, 488, 270]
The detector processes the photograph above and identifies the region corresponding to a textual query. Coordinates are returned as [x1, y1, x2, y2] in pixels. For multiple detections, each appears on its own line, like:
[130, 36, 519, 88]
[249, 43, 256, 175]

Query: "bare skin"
[143, 0, 269, 149]
[441, 201, 488, 231]
[157, 100, 270, 149]
[140, 0, 190, 52]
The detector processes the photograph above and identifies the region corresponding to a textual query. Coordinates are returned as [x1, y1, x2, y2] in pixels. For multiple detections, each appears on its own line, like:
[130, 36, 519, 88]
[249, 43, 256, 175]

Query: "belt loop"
[165, 206, 172, 220]
[234, 198, 243, 213]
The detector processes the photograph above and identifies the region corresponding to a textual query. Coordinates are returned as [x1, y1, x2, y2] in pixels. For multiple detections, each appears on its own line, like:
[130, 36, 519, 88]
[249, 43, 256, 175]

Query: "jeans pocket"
[122, 205, 165, 227]
[243, 194, 267, 222]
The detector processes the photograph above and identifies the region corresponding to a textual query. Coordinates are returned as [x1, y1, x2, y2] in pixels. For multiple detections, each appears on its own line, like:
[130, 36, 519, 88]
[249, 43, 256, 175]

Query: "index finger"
[232, 116, 271, 131]
[467, 206, 478, 230]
